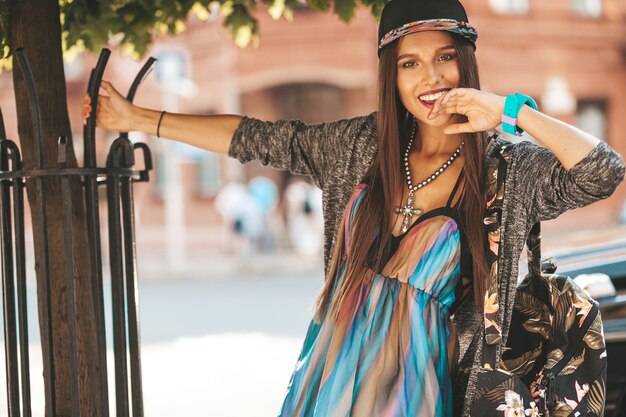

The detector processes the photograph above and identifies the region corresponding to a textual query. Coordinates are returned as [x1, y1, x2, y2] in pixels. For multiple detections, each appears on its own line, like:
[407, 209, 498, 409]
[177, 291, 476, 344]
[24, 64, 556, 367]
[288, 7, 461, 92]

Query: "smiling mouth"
[418, 89, 448, 105]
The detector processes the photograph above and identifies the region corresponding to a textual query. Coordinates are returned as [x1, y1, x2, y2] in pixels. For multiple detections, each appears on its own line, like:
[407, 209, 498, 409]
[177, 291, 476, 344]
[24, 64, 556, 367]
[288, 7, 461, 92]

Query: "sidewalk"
[0, 333, 304, 417]
[136, 248, 325, 281]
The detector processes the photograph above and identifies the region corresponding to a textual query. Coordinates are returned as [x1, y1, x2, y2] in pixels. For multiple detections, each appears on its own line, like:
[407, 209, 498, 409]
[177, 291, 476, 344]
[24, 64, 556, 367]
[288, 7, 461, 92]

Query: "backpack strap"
[481, 134, 512, 369]
[482, 136, 554, 369]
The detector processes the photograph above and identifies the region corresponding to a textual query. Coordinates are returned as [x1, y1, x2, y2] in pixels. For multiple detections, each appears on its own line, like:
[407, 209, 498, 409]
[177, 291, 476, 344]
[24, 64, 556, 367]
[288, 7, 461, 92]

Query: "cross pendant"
[394, 192, 423, 234]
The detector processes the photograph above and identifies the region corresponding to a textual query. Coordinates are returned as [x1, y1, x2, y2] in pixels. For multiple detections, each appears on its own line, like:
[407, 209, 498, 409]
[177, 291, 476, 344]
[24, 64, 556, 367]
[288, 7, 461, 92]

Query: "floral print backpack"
[470, 139, 607, 417]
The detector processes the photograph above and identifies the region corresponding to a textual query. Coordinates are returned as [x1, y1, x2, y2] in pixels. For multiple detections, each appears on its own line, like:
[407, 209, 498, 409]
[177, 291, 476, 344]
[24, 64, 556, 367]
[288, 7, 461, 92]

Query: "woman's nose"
[422, 64, 443, 86]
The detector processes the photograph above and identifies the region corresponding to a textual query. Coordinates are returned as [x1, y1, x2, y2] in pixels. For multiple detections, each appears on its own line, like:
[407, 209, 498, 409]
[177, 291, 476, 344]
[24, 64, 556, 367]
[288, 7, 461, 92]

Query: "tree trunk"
[9, 0, 105, 416]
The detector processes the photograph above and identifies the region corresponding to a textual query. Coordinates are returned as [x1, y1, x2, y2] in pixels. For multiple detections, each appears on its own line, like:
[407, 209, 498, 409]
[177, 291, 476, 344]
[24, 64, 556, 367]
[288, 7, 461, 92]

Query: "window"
[152, 149, 168, 198]
[572, 0, 602, 18]
[272, 83, 343, 123]
[489, 0, 529, 15]
[575, 100, 607, 141]
[293, 0, 313, 12]
[196, 153, 221, 197]
[154, 143, 222, 198]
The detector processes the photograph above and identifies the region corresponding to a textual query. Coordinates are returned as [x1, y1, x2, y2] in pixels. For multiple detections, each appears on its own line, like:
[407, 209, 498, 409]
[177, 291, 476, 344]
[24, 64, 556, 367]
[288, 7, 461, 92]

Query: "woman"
[84, 0, 625, 415]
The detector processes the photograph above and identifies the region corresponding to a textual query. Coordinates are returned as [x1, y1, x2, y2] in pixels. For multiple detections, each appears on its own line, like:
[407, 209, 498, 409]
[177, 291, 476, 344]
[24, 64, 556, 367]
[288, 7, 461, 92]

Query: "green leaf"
[364, 0, 386, 19]
[2, 0, 385, 68]
[307, 0, 331, 12]
[223, 3, 258, 47]
[334, 0, 356, 22]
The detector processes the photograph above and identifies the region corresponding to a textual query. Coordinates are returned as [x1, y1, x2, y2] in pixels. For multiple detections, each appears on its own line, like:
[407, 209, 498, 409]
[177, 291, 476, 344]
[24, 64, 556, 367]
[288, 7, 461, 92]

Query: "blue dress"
[279, 171, 473, 417]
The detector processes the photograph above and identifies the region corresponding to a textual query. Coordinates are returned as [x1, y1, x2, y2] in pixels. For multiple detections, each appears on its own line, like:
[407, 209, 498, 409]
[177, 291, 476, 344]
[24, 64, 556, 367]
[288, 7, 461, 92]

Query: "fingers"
[100, 80, 112, 93]
[429, 91, 452, 118]
[443, 122, 473, 135]
[82, 93, 106, 126]
[430, 88, 468, 118]
[82, 94, 91, 125]
[83, 81, 113, 121]
[100, 80, 121, 98]
[428, 92, 445, 117]
[82, 108, 92, 125]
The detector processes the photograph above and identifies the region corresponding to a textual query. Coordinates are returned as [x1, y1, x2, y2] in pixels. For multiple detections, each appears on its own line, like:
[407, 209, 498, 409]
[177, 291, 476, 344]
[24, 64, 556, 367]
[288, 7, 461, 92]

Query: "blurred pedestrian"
[247, 176, 279, 251]
[214, 181, 254, 254]
[284, 179, 324, 262]
[85, 0, 625, 414]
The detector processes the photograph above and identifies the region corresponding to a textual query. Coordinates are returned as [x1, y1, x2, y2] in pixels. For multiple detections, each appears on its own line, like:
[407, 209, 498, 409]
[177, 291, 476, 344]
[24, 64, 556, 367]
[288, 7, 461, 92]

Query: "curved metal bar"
[13, 48, 55, 417]
[0, 139, 20, 417]
[6, 141, 31, 417]
[107, 137, 135, 168]
[115, 138, 146, 417]
[120, 57, 156, 142]
[0, 141, 21, 171]
[133, 143, 153, 183]
[126, 57, 156, 104]
[120, 166, 144, 417]
[84, 49, 111, 168]
[104, 60, 154, 414]
[104, 53, 154, 417]
[83, 51, 113, 417]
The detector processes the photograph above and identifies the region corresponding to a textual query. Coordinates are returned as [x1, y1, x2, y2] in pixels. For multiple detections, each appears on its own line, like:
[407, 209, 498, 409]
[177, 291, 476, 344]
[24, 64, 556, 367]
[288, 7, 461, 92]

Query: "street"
[0, 272, 325, 417]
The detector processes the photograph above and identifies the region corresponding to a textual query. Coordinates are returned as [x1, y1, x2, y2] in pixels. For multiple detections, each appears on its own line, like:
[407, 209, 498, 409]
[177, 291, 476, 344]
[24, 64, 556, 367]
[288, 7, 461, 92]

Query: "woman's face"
[396, 31, 461, 128]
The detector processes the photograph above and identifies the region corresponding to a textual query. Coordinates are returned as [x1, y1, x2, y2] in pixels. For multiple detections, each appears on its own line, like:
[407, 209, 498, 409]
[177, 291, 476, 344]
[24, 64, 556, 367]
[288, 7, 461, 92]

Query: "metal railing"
[1, 48, 154, 417]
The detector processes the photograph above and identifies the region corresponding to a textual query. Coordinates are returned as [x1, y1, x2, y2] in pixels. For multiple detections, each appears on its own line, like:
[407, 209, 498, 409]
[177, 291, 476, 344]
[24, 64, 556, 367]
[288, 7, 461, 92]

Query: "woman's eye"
[401, 61, 418, 68]
[439, 53, 456, 61]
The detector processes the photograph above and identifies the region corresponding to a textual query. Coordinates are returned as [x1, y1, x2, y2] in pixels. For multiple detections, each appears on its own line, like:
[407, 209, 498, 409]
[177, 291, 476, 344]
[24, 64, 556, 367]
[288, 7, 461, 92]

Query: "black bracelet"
[157, 110, 166, 138]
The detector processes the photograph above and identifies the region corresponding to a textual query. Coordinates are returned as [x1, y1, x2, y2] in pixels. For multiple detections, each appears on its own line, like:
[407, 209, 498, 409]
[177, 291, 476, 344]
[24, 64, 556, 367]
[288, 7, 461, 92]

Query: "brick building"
[0, 0, 624, 271]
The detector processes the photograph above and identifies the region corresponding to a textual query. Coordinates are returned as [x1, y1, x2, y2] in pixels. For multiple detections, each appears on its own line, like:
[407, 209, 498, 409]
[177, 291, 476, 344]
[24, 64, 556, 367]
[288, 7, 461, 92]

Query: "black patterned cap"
[378, 0, 478, 56]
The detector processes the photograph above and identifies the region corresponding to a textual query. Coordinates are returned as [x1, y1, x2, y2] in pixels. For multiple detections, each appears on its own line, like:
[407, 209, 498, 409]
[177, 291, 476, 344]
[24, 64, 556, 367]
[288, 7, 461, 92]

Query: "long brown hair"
[315, 33, 490, 321]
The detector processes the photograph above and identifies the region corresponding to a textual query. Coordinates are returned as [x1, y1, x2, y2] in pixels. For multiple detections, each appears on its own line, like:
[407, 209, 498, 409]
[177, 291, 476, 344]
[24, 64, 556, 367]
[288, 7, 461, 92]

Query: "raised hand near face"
[428, 88, 506, 135]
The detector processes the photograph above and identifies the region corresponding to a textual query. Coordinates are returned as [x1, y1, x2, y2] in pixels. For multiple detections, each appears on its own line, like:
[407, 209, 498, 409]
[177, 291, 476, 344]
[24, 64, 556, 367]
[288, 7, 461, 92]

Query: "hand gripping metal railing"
[1, 48, 154, 417]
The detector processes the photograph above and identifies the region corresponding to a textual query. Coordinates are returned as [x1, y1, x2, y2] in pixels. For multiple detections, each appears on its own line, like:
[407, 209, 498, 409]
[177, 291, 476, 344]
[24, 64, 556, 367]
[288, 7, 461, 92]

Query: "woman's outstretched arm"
[85, 80, 241, 155]
[86, 80, 378, 189]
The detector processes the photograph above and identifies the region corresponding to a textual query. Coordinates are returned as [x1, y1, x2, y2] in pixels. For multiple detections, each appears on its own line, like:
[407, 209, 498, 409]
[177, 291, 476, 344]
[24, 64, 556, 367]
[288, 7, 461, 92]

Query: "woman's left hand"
[429, 88, 505, 135]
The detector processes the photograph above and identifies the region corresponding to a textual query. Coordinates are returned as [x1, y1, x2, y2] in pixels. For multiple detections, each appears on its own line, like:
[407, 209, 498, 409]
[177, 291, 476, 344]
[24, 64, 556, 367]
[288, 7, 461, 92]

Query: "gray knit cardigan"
[228, 111, 625, 416]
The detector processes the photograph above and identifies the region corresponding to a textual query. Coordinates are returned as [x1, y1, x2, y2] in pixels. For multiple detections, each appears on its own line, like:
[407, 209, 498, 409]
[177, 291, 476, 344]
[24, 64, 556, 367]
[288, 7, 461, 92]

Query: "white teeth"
[419, 90, 446, 102]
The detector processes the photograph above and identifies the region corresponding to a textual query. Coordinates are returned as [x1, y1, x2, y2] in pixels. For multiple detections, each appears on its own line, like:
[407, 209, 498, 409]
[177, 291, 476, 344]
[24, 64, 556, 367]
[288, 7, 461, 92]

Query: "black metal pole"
[0, 134, 20, 417]
[113, 57, 154, 417]
[107, 144, 130, 417]
[1, 106, 32, 417]
[121, 143, 143, 417]
[83, 49, 112, 417]
[9, 141, 31, 417]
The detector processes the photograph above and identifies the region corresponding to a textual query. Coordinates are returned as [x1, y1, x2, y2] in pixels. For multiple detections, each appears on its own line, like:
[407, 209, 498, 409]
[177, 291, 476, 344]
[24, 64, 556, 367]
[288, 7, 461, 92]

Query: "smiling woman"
[84, 0, 625, 415]
[396, 34, 462, 136]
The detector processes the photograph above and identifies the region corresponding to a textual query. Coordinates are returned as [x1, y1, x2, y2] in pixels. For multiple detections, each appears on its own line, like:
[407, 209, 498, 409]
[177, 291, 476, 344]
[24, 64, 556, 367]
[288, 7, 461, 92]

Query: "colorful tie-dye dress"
[279, 171, 473, 417]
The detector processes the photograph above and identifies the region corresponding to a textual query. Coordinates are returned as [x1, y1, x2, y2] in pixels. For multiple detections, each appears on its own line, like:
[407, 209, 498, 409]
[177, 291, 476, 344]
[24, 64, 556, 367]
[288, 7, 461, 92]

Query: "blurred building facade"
[0, 0, 625, 272]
